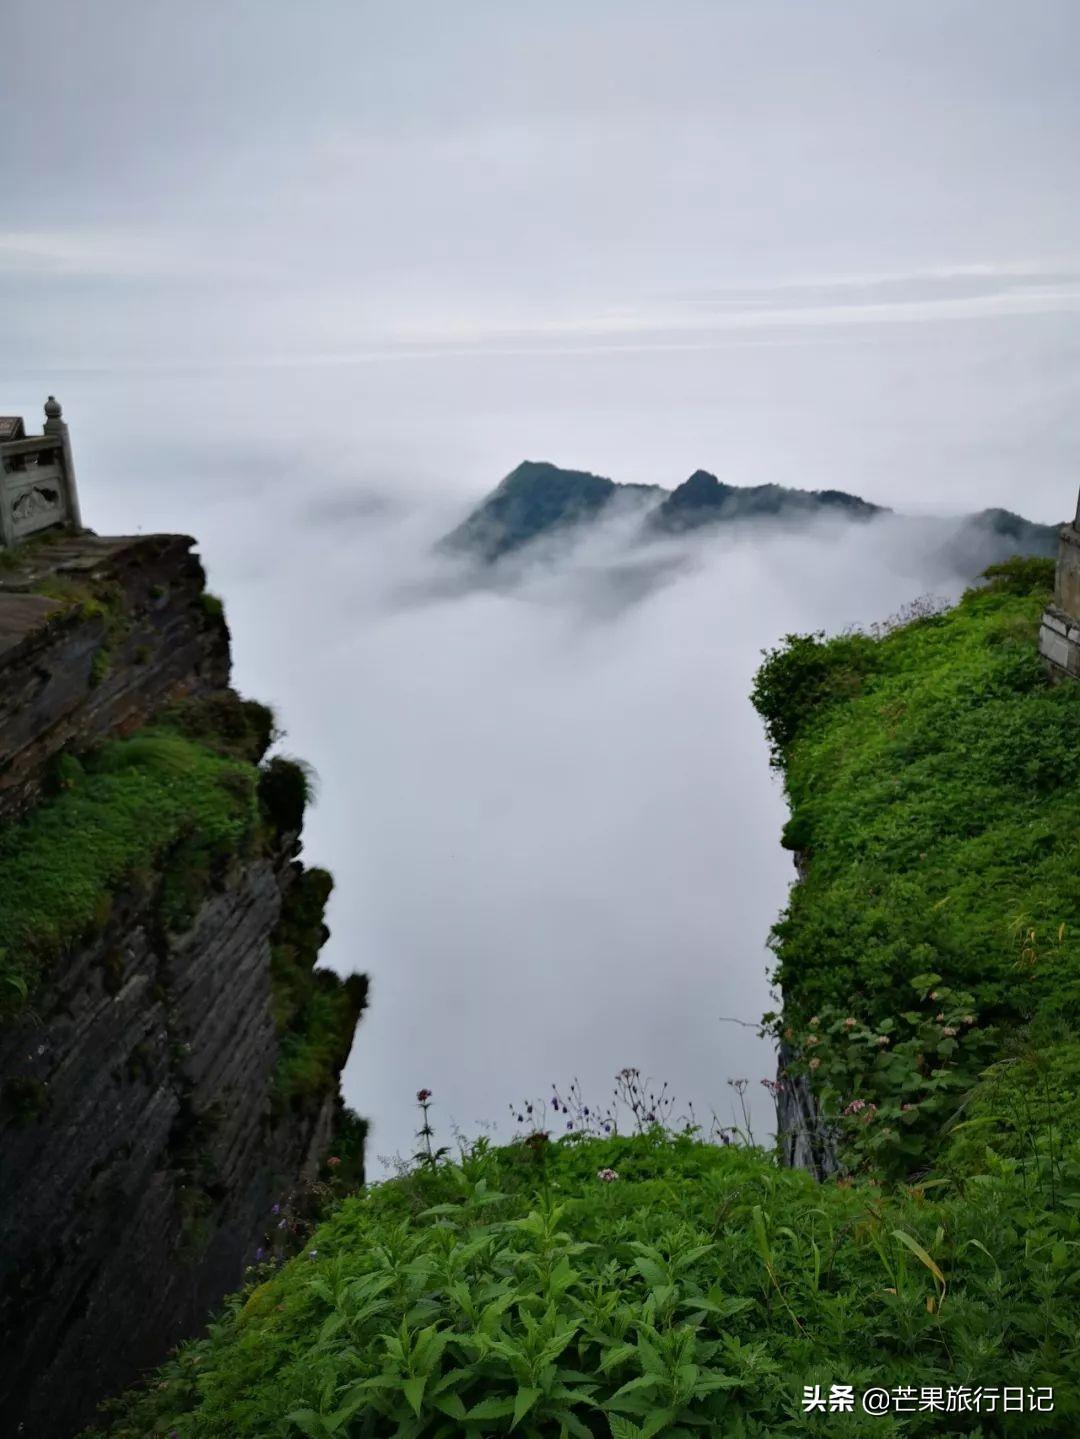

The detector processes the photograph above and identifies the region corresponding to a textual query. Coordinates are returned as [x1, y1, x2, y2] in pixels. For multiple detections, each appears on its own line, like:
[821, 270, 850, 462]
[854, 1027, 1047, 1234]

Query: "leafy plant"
[87, 1119, 1080, 1437]
[775, 975, 997, 1179]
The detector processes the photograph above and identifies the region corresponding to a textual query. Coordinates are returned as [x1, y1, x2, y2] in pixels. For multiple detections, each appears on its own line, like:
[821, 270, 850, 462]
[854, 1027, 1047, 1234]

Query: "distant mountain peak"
[437, 459, 1056, 571]
[439, 460, 619, 562]
[649, 472, 887, 535]
[672, 470, 733, 502]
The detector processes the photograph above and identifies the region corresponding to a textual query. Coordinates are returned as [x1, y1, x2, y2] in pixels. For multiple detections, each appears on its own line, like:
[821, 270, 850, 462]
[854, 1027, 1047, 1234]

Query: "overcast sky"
[3, 2, 1079, 1156]
[5, 1, 1080, 516]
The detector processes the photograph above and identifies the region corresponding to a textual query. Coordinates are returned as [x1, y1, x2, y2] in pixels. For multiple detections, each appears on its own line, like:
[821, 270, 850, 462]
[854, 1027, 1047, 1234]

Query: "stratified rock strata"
[0, 533, 229, 824]
[0, 535, 364, 1439]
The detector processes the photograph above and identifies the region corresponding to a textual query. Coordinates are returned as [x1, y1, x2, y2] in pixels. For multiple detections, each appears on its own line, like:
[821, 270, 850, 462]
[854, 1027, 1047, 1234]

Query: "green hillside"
[752, 557, 1080, 1180]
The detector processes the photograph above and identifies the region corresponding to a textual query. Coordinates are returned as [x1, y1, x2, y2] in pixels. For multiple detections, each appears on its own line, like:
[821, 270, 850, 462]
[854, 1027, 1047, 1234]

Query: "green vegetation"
[0, 730, 258, 1011]
[0, 696, 366, 1124]
[28, 569, 131, 646]
[261, 755, 317, 836]
[274, 972, 368, 1111]
[270, 866, 368, 1111]
[91, 1123, 1078, 1437]
[88, 644, 112, 687]
[84, 554, 1080, 1435]
[161, 692, 277, 764]
[752, 557, 1080, 1175]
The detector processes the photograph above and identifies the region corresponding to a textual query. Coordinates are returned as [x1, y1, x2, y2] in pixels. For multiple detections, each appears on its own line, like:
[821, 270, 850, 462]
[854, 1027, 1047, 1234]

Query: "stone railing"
[0, 397, 83, 549]
[1037, 488, 1080, 679]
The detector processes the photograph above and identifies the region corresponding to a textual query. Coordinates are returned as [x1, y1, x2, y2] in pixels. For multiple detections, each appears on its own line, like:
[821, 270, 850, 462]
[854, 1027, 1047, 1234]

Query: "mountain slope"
[440, 460, 1060, 567]
[438, 461, 624, 562]
[648, 468, 886, 533]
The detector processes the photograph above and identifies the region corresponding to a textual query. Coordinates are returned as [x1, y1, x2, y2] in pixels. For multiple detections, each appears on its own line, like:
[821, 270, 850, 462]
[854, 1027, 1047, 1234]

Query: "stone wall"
[1038, 522, 1080, 678]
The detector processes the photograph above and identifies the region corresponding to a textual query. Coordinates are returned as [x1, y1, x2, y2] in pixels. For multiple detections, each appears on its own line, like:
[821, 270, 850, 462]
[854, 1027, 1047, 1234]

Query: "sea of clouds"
[7, 368, 1021, 1164]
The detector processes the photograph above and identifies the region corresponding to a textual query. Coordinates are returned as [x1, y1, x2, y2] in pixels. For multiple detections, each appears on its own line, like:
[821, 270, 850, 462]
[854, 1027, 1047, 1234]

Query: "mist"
[11, 361, 997, 1161]
[5, 0, 1079, 1162]
[303, 494, 977, 1162]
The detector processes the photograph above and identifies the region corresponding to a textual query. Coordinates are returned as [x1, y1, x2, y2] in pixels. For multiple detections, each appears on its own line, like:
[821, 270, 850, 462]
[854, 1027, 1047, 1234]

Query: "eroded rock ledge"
[0, 533, 229, 825]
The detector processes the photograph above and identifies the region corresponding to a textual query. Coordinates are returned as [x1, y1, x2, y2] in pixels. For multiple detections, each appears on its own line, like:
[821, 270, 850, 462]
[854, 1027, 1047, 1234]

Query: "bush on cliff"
[261, 755, 317, 836]
[269, 866, 368, 1113]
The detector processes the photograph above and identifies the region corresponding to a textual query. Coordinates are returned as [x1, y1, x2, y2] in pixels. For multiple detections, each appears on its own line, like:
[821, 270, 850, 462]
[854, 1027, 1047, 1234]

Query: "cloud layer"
[4, 0, 1078, 1159]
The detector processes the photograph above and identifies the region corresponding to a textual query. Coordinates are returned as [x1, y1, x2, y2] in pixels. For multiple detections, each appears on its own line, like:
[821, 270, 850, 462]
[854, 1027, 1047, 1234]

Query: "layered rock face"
[775, 1037, 839, 1181]
[0, 535, 362, 1438]
[0, 533, 229, 825]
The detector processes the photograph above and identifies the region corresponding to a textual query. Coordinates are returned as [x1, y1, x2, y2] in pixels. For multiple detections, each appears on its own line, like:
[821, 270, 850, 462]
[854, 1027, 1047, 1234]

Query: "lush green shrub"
[268, 866, 366, 1112]
[779, 973, 999, 1182]
[750, 630, 880, 766]
[271, 868, 336, 1027]
[273, 972, 367, 1113]
[260, 756, 315, 836]
[89, 1129, 1080, 1437]
[981, 556, 1056, 597]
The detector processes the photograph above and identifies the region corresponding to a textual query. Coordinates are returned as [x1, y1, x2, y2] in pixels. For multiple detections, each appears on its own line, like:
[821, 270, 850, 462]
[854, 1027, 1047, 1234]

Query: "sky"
[3, 1, 1079, 1158]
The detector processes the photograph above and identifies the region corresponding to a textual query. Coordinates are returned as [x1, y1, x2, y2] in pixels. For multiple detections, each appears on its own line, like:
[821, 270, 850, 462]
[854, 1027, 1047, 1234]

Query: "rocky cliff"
[0, 533, 365, 1438]
[0, 533, 229, 825]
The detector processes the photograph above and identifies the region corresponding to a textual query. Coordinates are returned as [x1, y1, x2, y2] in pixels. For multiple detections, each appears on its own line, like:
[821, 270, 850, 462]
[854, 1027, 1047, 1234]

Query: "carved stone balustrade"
[0, 397, 83, 548]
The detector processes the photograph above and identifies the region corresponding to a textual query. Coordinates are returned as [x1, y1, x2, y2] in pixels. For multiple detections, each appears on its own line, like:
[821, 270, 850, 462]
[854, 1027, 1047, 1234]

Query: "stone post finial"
[41, 394, 83, 531]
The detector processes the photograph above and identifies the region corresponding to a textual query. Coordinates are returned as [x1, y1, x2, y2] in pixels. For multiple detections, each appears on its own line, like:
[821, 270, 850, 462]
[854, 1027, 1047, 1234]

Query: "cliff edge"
[752, 557, 1080, 1182]
[0, 532, 366, 1438]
